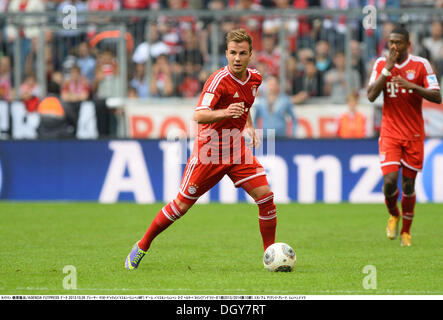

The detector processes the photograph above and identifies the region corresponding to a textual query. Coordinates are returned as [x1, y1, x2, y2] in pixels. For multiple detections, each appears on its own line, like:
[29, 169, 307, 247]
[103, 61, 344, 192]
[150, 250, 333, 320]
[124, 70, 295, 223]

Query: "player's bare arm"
[367, 47, 398, 102]
[391, 76, 442, 104]
[193, 102, 245, 124]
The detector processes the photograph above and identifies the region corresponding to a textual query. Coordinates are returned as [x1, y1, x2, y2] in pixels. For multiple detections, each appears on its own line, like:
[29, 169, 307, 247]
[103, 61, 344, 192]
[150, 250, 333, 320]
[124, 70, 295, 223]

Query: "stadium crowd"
[0, 0, 442, 137]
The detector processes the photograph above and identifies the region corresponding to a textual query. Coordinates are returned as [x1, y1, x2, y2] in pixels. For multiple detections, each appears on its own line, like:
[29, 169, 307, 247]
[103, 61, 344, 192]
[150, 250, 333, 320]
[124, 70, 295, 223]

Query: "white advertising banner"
[124, 99, 376, 139]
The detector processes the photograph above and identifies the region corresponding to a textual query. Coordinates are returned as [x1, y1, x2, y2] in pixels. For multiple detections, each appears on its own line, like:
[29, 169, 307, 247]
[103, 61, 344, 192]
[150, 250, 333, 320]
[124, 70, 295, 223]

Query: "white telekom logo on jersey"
[386, 82, 413, 97]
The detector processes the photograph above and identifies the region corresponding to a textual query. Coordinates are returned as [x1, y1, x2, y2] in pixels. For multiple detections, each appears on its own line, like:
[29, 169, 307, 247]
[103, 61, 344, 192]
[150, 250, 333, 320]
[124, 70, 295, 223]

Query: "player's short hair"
[225, 29, 253, 52]
[390, 25, 410, 42]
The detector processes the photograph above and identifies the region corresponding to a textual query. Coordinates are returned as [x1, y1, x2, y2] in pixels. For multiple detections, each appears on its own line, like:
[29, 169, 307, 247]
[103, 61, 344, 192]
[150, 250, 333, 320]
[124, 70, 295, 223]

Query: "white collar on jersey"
[226, 66, 251, 85]
[395, 54, 411, 69]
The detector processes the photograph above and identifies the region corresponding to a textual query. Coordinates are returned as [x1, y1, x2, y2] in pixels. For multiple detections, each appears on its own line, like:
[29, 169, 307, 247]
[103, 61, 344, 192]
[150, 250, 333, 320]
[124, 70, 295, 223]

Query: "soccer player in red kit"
[125, 29, 277, 269]
[367, 25, 441, 246]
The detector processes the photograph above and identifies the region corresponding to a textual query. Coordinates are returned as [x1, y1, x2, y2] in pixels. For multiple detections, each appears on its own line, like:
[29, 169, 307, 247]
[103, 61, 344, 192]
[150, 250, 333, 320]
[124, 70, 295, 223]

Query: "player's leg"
[139, 161, 226, 249]
[125, 157, 226, 269]
[245, 182, 277, 251]
[379, 137, 402, 239]
[398, 139, 423, 246]
[383, 170, 400, 216]
[137, 156, 202, 250]
[399, 173, 416, 246]
[125, 196, 194, 270]
[137, 198, 193, 251]
[383, 171, 401, 240]
[229, 154, 276, 251]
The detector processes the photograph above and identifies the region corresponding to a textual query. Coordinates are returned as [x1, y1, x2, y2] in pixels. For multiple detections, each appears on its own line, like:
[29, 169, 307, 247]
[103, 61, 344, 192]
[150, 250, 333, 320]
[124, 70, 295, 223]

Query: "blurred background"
[0, 1, 442, 203]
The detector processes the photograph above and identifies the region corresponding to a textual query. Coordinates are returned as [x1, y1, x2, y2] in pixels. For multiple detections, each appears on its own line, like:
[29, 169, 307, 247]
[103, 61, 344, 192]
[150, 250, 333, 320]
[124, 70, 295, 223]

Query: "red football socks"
[256, 192, 277, 251]
[138, 200, 185, 251]
[400, 192, 416, 235]
[385, 189, 400, 217]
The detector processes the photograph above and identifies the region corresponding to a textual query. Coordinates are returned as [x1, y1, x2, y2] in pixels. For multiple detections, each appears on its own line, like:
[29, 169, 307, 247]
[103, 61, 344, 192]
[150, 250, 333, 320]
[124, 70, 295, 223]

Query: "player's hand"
[244, 127, 261, 149]
[391, 76, 416, 90]
[226, 102, 245, 119]
[385, 47, 399, 71]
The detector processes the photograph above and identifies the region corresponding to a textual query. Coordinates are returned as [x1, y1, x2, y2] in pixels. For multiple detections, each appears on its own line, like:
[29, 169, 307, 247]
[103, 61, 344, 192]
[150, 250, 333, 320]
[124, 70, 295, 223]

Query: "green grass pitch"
[0, 202, 442, 295]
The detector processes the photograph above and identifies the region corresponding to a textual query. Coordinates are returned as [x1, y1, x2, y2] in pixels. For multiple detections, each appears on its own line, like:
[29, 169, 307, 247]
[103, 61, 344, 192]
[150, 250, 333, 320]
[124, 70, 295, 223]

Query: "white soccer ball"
[263, 242, 296, 272]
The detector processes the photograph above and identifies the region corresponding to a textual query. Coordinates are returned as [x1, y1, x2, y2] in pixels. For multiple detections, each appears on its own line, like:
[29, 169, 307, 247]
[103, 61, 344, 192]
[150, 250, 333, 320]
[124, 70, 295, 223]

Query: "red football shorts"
[378, 136, 424, 178]
[177, 148, 268, 204]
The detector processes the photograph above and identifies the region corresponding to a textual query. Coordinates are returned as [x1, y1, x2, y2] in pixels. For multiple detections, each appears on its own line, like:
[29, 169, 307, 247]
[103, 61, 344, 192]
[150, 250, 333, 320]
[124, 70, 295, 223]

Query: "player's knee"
[248, 185, 271, 201]
[174, 198, 193, 214]
[402, 178, 415, 195]
[383, 172, 399, 195]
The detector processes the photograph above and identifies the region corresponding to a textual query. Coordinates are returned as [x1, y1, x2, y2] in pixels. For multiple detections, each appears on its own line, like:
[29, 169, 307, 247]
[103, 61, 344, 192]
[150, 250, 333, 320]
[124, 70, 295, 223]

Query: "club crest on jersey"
[406, 70, 415, 80]
[380, 152, 386, 162]
[188, 183, 199, 195]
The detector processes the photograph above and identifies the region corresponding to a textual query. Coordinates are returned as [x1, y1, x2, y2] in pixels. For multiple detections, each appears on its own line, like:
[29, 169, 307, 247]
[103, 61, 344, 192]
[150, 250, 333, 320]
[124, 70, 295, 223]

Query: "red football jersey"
[369, 54, 441, 140]
[193, 66, 262, 161]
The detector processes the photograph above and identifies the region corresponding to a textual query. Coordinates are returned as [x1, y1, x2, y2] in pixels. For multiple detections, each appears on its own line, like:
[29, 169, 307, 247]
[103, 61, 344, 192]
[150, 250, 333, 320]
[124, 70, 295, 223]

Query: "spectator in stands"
[319, 0, 360, 52]
[324, 51, 360, 104]
[233, 0, 263, 52]
[262, 0, 292, 34]
[87, 0, 120, 12]
[176, 29, 204, 69]
[377, 21, 395, 57]
[291, 57, 323, 104]
[199, 1, 237, 70]
[254, 58, 270, 96]
[0, 56, 12, 101]
[129, 63, 149, 98]
[61, 65, 90, 103]
[24, 29, 59, 83]
[173, 29, 204, 97]
[156, 0, 197, 59]
[314, 40, 331, 73]
[76, 42, 96, 84]
[350, 39, 366, 88]
[5, 0, 46, 77]
[132, 23, 170, 65]
[291, 0, 314, 50]
[121, 0, 159, 9]
[86, 0, 121, 39]
[297, 47, 315, 66]
[285, 54, 301, 93]
[127, 86, 139, 99]
[262, 0, 299, 53]
[254, 75, 297, 138]
[121, 0, 159, 44]
[0, 0, 8, 56]
[20, 72, 40, 112]
[37, 81, 75, 139]
[150, 54, 174, 97]
[423, 21, 443, 64]
[256, 32, 280, 76]
[93, 48, 122, 99]
[0, 0, 7, 15]
[337, 91, 366, 139]
[176, 60, 202, 98]
[56, 0, 87, 60]
[361, 1, 399, 60]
